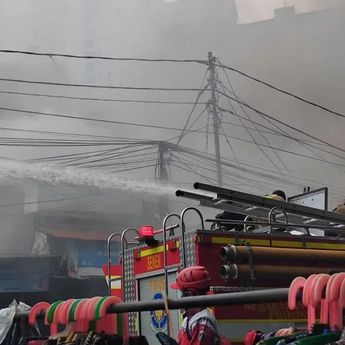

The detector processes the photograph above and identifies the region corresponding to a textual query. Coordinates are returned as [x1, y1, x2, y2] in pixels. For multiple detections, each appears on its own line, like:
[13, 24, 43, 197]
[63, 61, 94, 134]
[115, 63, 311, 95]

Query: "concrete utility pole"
[208, 51, 222, 186]
[156, 142, 169, 222]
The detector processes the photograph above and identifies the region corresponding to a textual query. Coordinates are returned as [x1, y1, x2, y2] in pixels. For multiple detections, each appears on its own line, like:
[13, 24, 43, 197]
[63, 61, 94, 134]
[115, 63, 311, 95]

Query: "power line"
[28, 147, 117, 163]
[109, 163, 157, 174]
[14, 115, 342, 169]
[0, 77, 208, 92]
[217, 67, 292, 175]
[0, 105, 223, 134]
[0, 90, 207, 105]
[216, 60, 345, 120]
[79, 157, 157, 169]
[217, 90, 345, 154]
[218, 93, 345, 162]
[0, 125, 189, 146]
[221, 106, 345, 166]
[0, 49, 207, 64]
[218, 88, 286, 176]
[219, 108, 345, 168]
[0, 125, 142, 140]
[218, 87, 345, 172]
[64, 147, 156, 167]
[177, 69, 209, 144]
[0, 193, 101, 208]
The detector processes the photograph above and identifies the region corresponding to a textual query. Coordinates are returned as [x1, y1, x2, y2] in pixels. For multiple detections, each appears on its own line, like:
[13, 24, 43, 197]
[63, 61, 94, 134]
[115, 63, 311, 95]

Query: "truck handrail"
[180, 207, 205, 267]
[121, 228, 139, 302]
[107, 232, 122, 296]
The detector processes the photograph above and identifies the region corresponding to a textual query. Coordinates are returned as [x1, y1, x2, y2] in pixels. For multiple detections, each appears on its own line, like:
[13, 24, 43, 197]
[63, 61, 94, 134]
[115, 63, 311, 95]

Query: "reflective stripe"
[205, 236, 345, 250]
[271, 241, 304, 248]
[140, 241, 180, 258]
[308, 242, 345, 250]
[210, 238, 270, 246]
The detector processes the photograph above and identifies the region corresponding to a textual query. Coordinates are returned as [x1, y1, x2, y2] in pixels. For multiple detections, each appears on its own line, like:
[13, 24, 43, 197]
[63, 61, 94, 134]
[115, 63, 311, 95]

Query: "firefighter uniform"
[171, 266, 230, 345]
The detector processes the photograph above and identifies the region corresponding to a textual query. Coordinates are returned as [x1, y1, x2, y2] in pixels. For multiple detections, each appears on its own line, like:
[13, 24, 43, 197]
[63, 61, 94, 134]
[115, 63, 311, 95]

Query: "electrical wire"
[0, 90, 208, 105]
[217, 66, 292, 175]
[56, 146, 147, 165]
[177, 84, 209, 144]
[216, 61, 345, 119]
[79, 157, 157, 169]
[0, 49, 208, 64]
[219, 106, 345, 163]
[0, 105, 223, 134]
[109, 163, 157, 174]
[0, 77, 209, 92]
[218, 93, 285, 176]
[217, 112, 238, 161]
[66, 151, 157, 168]
[176, 150, 288, 189]
[0, 193, 101, 208]
[0, 126, 127, 140]
[28, 148, 118, 162]
[169, 156, 217, 185]
[217, 89, 345, 154]
[218, 85, 345, 173]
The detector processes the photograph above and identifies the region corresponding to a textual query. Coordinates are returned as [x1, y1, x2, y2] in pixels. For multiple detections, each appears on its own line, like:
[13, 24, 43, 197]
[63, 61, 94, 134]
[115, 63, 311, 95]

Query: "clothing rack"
[15, 287, 292, 318]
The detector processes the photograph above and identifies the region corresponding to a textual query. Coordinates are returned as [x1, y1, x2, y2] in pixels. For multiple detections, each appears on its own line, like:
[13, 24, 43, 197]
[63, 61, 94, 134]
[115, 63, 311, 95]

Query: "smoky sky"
[0, 0, 343, 247]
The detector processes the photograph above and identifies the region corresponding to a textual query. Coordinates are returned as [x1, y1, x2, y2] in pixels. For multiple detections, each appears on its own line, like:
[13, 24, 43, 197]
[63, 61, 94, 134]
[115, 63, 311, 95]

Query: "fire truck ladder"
[176, 182, 345, 234]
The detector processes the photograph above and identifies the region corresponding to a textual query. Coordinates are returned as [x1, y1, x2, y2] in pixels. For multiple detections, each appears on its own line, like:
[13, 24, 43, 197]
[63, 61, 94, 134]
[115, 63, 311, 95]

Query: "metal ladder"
[176, 182, 345, 233]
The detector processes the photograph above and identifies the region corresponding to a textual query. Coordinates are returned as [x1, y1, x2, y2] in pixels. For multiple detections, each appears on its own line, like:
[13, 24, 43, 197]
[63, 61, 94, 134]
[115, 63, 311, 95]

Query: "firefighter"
[264, 190, 287, 202]
[171, 266, 230, 345]
[215, 211, 247, 231]
[326, 200, 345, 236]
[215, 190, 286, 231]
[333, 200, 345, 215]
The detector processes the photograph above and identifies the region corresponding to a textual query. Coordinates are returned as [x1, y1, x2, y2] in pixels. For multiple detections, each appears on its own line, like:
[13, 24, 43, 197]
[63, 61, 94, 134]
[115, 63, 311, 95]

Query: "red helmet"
[171, 266, 211, 291]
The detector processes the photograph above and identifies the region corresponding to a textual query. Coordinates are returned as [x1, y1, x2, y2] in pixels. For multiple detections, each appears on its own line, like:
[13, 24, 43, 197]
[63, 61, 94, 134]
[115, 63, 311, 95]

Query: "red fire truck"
[103, 183, 345, 345]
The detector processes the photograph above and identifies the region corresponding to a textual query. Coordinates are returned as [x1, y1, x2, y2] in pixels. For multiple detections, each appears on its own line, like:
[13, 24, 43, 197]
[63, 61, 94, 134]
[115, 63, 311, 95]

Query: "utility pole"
[208, 51, 222, 186]
[155, 142, 169, 222]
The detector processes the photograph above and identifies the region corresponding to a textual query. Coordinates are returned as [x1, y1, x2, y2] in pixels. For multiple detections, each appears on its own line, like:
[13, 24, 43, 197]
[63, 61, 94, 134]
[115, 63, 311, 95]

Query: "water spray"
[0, 159, 178, 196]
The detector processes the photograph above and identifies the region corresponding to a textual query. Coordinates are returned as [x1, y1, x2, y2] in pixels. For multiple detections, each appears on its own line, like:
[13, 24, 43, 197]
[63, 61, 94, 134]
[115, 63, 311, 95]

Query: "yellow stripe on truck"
[210, 237, 270, 246]
[307, 242, 345, 250]
[207, 236, 345, 251]
[140, 241, 180, 258]
[271, 240, 304, 248]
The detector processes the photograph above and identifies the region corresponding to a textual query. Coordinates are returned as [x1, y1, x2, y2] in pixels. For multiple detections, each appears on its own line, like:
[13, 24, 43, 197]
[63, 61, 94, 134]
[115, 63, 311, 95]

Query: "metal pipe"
[193, 182, 345, 224]
[220, 264, 343, 282]
[162, 213, 180, 336]
[220, 245, 345, 266]
[162, 214, 181, 299]
[180, 207, 204, 268]
[121, 228, 139, 302]
[15, 288, 292, 317]
[206, 218, 345, 231]
[268, 206, 288, 233]
[243, 215, 251, 232]
[153, 224, 179, 235]
[107, 233, 121, 296]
